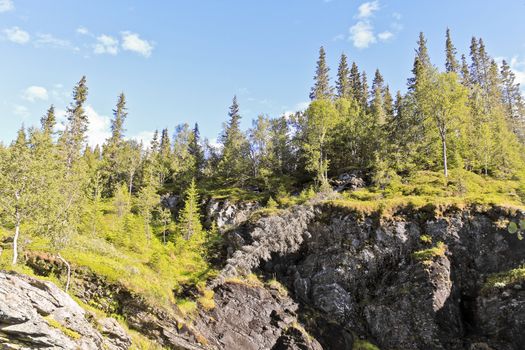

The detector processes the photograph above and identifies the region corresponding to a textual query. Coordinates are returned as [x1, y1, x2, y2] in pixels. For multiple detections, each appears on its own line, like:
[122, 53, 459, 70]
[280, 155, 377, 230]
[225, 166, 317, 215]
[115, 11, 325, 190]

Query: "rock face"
[196, 282, 322, 350]
[212, 202, 525, 350]
[0, 271, 131, 350]
[206, 199, 260, 229]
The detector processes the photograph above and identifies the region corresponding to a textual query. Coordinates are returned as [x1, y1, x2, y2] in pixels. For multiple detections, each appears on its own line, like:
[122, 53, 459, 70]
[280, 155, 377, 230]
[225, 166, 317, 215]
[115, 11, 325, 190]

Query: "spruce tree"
[110, 93, 127, 143]
[63, 76, 89, 168]
[360, 71, 369, 110]
[189, 123, 205, 178]
[178, 178, 203, 240]
[336, 53, 351, 99]
[310, 46, 333, 100]
[445, 28, 459, 73]
[41, 105, 56, 136]
[218, 96, 250, 184]
[408, 32, 432, 91]
[500, 59, 525, 142]
[370, 69, 386, 125]
[349, 62, 362, 102]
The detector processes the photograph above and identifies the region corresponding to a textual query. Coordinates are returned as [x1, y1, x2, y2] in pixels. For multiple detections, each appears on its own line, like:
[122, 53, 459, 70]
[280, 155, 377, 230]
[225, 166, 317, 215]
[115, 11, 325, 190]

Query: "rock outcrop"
[211, 202, 525, 350]
[206, 199, 260, 229]
[0, 271, 131, 350]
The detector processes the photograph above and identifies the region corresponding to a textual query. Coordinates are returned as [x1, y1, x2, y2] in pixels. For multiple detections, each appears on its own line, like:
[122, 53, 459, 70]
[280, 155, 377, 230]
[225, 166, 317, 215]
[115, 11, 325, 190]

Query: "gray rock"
[0, 271, 130, 350]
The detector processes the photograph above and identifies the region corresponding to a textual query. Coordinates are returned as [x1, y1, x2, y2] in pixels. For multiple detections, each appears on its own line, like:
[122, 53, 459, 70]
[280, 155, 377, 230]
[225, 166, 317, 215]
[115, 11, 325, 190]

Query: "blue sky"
[1, 0, 524, 146]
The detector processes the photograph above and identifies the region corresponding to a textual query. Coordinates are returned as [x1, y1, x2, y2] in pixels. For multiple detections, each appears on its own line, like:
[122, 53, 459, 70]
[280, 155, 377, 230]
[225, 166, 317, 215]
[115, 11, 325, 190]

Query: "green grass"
[327, 170, 525, 218]
[43, 315, 82, 340]
[412, 242, 446, 262]
[1, 199, 217, 312]
[482, 267, 525, 294]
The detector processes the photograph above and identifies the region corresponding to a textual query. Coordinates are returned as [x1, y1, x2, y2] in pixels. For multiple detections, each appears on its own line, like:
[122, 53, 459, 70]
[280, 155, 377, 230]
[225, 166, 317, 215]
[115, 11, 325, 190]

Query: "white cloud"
[510, 56, 525, 88]
[127, 131, 155, 146]
[13, 105, 29, 118]
[94, 34, 119, 55]
[54, 108, 67, 132]
[76, 26, 90, 35]
[3, 26, 29, 44]
[283, 101, 310, 118]
[85, 105, 111, 147]
[378, 31, 393, 41]
[349, 21, 376, 49]
[22, 86, 48, 102]
[357, 1, 380, 19]
[121, 31, 153, 57]
[0, 0, 14, 13]
[34, 33, 75, 50]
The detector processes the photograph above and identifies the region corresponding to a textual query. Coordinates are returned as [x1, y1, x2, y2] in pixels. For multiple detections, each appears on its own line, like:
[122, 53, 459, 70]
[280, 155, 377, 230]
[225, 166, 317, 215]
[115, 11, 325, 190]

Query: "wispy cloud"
[357, 1, 380, 19]
[22, 86, 48, 102]
[121, 31, 153, 57]
[0, 0, 14, 13]
[378, 31, 393, 42]
[76, 26, 90, 36]
[34, 33, 76, 50]
[13, 104, 29, 118]
[94, 34, 119, 55]
[3, 26, 29, 44]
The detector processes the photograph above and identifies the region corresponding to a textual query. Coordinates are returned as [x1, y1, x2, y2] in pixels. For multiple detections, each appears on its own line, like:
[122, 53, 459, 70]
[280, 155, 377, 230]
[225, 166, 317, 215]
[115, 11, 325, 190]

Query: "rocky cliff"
[2, 200, 524, 350]
[205, 201, 525, 350]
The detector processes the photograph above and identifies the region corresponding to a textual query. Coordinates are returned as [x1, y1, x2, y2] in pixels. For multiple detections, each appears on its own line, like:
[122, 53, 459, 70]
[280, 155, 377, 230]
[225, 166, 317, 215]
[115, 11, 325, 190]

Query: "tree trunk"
[441, 136, 448, 178]
[12, 214, 20, 265]
[57, 254, 71, 292]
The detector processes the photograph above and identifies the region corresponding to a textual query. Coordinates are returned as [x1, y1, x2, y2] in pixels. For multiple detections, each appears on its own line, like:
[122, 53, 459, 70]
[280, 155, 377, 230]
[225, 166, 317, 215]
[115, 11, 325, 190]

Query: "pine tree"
[336, 53, 351, 99]
[500, 59, 525, 142]
[408, 32, 432, 91]
[102, 93, 129, 195]
[460, 54, 471, 87]
[150, 129, 160, 153]
[218, 96, 250, 184]
[110, 93, 127, 144]
[370, 69, 386, 125]
[188, 123, 205, 179]
[178, 178, 203, 240]
[384, 86, 394, 121]
[360, 71, 369, 110]
[445, 28, 459, 73]
[310, 46, 332, 100]
[41, 105, 56, 136]
[349, 62, 362, 102]
[63, 76, 89, 168]
[469, 37, 481, 85]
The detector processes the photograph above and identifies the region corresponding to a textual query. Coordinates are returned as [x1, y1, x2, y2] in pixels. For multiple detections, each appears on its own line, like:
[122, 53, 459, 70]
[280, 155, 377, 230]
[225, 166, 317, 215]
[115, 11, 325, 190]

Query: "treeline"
[0, 30, 524, 268]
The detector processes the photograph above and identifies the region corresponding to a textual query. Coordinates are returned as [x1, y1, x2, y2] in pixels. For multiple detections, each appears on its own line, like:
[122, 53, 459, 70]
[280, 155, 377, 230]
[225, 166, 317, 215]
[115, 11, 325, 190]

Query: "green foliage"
[353, 339, 380, 350]
[482, 267, 525, 294]
[412, 242, 446, 262]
